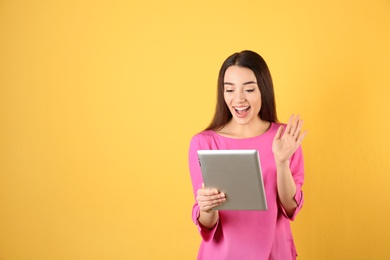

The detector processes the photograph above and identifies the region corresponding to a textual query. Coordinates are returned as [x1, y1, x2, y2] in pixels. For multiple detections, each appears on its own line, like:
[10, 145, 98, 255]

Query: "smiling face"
[223, 65, 262, 126]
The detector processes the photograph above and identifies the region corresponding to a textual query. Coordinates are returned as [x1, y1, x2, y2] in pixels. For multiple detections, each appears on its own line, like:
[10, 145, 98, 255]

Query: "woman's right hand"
[196, 183, 226, 213]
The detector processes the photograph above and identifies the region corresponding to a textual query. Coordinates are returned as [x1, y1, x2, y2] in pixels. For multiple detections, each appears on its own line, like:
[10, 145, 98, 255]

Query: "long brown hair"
[206, 50, 278, 131]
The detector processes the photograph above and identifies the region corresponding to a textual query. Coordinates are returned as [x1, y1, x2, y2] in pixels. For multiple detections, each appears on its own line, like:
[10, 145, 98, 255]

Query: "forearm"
[198, 210, 219, 229]
[276, 160, 297, 217]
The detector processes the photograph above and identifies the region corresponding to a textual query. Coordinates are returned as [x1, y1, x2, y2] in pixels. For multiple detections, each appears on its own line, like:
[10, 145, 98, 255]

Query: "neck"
[217, 118, 271, 138]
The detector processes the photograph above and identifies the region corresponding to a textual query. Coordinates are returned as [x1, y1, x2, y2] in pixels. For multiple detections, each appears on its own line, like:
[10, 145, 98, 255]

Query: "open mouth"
[234, 106, 250, 116]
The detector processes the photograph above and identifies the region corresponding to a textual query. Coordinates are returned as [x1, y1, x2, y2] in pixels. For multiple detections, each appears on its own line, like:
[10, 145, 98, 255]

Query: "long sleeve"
[188, 134, 219, 241]
[278, 145, 305, 220]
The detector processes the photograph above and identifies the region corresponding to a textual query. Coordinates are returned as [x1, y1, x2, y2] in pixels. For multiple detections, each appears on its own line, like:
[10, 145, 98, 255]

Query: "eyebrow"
[223, 81, 257, 85]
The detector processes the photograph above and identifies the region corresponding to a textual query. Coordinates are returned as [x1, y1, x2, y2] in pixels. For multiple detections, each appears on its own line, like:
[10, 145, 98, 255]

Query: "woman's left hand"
[272, 114, 308, 164]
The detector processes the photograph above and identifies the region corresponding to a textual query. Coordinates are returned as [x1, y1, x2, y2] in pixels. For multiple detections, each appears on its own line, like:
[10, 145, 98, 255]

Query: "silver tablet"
[197, 150, 268, 211]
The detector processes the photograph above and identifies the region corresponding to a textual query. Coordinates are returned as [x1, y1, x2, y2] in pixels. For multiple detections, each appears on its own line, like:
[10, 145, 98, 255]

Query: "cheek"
[224, 94, 232, 105]
[250, 96, 262, 110]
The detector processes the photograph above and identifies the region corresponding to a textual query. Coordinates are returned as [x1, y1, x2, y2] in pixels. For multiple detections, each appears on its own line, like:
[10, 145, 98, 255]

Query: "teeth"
[235, 107, 249, 111]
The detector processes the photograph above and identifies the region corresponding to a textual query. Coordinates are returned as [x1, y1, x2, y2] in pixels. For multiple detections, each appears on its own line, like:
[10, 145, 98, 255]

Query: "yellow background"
[1, 0, 389, 259]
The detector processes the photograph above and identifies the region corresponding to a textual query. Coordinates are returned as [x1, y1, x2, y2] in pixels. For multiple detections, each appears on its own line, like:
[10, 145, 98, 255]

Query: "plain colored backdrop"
[1, 0, 390, 259]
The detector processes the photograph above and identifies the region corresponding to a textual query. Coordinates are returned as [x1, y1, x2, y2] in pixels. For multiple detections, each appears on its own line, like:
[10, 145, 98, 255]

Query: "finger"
[202, 196, 226, 211]
[206, 195, 226, 206]
[274, 125, 284, 141]
[198, 183, 219, 195]
[197, 191, 225, 205]
[202, 204, 216, 213]
[297, 129, 308, 144]
[204, 188, 220, 196]
[291, 115, 300, 135]
[197, 189, 218, 198]
[199, 200, 222, 212]
[198, 192, 225, 202]
[292, 118, 303, 139]
[285, 114, 295, 134]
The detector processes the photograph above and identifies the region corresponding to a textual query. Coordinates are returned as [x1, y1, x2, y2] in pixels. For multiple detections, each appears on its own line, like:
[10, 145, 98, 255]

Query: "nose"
[234, 91, 246, 103]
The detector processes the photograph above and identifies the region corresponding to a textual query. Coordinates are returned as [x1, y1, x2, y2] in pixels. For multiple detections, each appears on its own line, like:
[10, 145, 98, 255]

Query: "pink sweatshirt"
[188, 123, 304, 260]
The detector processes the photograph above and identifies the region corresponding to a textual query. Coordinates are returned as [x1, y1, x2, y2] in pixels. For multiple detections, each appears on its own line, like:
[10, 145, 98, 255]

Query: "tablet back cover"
[197, 150, 267, 211]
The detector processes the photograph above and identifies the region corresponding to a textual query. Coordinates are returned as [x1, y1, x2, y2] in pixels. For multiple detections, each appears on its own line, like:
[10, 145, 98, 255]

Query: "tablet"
[197, 150, 268, 211]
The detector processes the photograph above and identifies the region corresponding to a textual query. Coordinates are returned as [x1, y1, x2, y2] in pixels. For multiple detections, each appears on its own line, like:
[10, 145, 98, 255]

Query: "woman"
[188, 50, 307, 259]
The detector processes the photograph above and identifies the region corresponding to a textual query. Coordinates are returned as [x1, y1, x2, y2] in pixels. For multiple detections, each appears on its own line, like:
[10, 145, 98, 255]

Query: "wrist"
[275, 159, 290, 168]
[198, 210, 219, 229]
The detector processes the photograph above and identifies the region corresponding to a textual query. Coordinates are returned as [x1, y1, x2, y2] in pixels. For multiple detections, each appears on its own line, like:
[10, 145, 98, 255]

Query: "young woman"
[188, 50, 307, 259]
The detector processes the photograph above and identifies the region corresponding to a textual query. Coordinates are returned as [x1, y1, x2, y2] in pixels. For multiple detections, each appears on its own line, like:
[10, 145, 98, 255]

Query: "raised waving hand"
[272, 115, 308, 163]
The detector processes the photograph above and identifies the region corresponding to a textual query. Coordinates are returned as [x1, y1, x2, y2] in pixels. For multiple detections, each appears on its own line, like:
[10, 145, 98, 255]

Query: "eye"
[245, 89, 255, 93]
[225, 89, 234, 93]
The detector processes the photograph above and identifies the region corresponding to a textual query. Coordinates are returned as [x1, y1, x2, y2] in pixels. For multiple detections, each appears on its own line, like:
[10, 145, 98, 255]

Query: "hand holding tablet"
[197, 150, 268, 211]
